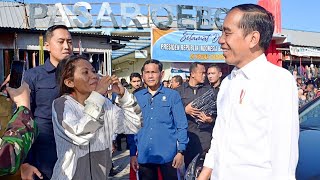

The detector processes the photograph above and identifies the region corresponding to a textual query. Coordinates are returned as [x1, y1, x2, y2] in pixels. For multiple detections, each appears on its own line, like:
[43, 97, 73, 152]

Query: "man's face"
[130, 77, 142, 90]
[163, 81, 170, 87]
[207, 67, 222, 84]
[297, 78, 302, 84]
[307, 84, 314, 92]
[45, 28, 73, 64]
[191, 64, 206, 84]
[142, 63, 163, 89]
[170, 77, 180, 89]
[218, 9, 253, 68]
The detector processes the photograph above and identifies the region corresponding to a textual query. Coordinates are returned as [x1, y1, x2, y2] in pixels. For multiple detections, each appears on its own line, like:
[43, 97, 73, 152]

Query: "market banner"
[151, 28, 225, 62]
[290, 46, 320, 57]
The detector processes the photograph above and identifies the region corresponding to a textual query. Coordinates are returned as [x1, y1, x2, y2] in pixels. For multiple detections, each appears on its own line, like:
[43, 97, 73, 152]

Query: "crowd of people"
[291, 66, 320, 107]
[0, 3, 302, 180]
[115, 61, 222, 179]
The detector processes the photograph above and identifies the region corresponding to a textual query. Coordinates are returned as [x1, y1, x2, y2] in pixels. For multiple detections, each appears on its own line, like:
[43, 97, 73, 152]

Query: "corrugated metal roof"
[0, 2, 77, 30]
[0, 1, 151, 60]
[282, 29, 320, 47]
[0, 1, 27, 29]
[111, 36, 150, 60]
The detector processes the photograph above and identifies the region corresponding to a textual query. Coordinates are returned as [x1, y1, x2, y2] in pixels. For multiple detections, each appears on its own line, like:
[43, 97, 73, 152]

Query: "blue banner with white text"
[151, 28, 225, 62]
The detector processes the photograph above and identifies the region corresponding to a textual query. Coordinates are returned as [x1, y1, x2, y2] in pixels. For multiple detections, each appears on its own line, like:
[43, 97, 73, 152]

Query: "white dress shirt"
[203, 54, 299, 180]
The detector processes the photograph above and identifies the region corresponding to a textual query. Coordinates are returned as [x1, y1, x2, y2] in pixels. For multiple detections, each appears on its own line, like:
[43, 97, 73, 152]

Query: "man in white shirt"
[198, 4, 299, 180]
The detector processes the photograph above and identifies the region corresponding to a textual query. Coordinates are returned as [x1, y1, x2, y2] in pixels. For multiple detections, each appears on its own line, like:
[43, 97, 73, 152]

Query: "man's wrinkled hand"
[172, 153, 184, 169]
[130, 156, 139, 172]
[197, 112, 214, 123]
[185, 103, 201, 118]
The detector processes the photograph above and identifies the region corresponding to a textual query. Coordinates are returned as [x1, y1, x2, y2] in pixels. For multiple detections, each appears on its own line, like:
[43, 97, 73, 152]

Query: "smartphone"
[9, 61, 25, 88]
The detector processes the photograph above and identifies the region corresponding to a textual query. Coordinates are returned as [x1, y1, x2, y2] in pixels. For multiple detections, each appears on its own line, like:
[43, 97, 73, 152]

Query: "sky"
[20, 0, 320, 32]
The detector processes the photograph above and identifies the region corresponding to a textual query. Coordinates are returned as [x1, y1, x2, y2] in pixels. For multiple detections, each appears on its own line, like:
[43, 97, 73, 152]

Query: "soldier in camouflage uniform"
[0, 82, 39, 177]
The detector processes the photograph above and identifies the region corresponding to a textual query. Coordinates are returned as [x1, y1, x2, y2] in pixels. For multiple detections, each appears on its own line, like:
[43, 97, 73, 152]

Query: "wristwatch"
[177, 150, 185, 155]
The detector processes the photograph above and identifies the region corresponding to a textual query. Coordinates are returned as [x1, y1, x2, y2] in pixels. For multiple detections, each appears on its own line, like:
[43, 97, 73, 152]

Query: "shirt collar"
[212, 82, 221, 89]
[44, 58, 56, 72]
[230, 54, 267, 80]
[142, 84, 165, 95]
[158, 84, 165, 94]
[230, 67, 244, 79]
[185, 82, 204, 89]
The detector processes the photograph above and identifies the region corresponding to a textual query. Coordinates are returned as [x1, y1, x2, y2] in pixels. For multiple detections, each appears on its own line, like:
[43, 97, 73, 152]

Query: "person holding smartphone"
[21, 25, 73, 180]
[0, 75, 13, 136]
[0, 82, 40, 178]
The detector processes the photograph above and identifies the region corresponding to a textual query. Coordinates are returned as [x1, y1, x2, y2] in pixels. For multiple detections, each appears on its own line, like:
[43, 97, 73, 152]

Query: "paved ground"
[108, 140, 190, 180]
[109, 143, 131, 179]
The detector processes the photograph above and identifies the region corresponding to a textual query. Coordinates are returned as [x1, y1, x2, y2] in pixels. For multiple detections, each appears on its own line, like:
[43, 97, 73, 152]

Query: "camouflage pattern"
[0, 106, 38, 176]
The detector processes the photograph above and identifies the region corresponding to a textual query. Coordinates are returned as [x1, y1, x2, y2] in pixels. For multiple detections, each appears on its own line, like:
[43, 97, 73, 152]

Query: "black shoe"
[109, 169, 118, 177]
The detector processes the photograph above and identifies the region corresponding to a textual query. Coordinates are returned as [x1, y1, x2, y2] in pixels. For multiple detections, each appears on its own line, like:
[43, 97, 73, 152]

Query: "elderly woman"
[51, 55, 141, 180]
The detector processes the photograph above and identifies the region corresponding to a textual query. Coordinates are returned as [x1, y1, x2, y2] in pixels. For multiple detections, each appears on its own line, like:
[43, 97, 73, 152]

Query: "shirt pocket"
[232, 103, 268, 136]
[158, 101, 172, 124]
[36, 82, 58, 105]
[231, 103, 270, 165]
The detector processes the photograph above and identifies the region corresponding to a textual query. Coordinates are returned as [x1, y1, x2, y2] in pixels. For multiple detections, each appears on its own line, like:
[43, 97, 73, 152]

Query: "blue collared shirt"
[24, 58, 59, 135]
[134, 85, 188, 164]
[23, 58, 58, 178]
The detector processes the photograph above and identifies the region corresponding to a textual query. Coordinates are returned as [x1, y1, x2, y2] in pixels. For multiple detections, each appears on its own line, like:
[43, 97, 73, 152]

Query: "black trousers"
[138, 161, 178, 180]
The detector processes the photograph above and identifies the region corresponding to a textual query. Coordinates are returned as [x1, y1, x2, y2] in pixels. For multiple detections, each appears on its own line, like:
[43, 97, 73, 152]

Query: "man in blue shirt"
[21, 25, 73, 180]
[134, 59, 188, 179]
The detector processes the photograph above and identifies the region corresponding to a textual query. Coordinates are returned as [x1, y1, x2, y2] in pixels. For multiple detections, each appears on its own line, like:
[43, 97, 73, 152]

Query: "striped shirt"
[51, 90, 141, 180]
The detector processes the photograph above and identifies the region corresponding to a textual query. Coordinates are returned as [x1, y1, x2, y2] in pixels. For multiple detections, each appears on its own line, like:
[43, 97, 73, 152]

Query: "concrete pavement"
[109, 149, 131, 180]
